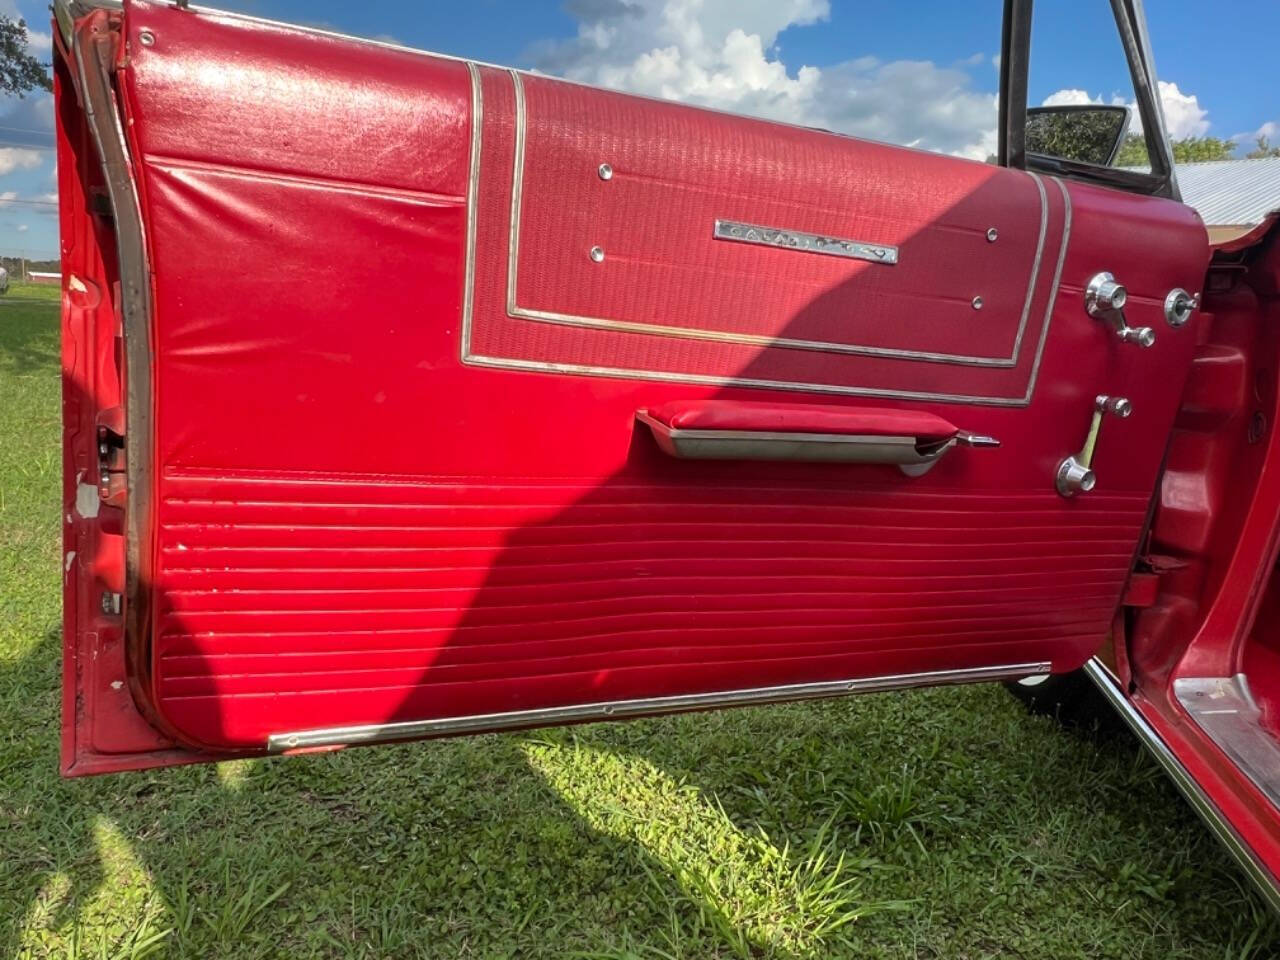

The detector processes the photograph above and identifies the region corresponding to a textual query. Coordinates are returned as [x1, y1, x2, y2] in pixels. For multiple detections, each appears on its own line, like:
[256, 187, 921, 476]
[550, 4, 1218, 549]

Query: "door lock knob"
[1085, 272, 1155, 348]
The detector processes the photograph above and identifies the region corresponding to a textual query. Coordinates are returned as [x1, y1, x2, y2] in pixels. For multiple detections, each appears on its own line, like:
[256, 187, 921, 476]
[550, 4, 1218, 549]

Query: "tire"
[1004, 669, 1122, 733]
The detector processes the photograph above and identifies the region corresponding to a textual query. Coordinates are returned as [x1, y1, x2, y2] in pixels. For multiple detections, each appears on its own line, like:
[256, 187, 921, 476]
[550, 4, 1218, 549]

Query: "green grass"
[1, 283, 1277, 958]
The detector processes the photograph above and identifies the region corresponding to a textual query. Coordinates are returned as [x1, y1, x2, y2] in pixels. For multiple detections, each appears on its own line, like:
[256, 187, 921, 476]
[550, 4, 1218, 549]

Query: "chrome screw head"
[598, 163, 613, 181]
[986, 227, 998, 242]
[589, 246, 605, 263]
[138, 29, 155, 47]
[971, 296, 984, 310]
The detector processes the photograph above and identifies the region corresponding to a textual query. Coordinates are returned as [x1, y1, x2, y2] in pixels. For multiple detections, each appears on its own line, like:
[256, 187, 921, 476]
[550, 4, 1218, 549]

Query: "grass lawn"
[1, 280, 1277, 958]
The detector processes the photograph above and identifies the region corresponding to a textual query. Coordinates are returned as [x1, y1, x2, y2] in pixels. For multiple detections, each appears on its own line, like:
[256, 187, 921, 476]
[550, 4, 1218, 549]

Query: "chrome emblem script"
[713, 219, 898, 265]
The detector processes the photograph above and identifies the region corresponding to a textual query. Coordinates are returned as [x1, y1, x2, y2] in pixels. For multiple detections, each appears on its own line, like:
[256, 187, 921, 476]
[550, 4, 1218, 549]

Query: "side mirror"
[1025, 104, 1131, 168]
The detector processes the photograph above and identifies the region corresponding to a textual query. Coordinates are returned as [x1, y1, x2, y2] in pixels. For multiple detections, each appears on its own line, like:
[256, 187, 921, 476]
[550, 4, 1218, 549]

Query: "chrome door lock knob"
[1056, 395, 1132, 497]
[1164, 288, 1196, 327]
[1085, 272, 1155, 348]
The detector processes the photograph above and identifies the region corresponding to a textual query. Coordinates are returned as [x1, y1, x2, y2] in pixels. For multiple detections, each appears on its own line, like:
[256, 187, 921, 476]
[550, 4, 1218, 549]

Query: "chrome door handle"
[1056, 395, 1132, 496]
[637, 406, 999, 477]
[1086, 272, 1155, 348]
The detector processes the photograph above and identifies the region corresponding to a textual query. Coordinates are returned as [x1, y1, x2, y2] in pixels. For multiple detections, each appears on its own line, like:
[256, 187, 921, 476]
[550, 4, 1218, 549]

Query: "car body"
[50, 0, 1280, 912]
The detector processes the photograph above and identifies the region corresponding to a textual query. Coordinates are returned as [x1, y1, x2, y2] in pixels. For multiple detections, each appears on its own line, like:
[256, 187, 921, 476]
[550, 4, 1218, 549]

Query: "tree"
[1172, 136, 1236, 163]
[1114, 133, 1148, 167]
[1114, 133, 1236, 167]
[1246, 136, 1280, 160]
[0, 16, 51, 97]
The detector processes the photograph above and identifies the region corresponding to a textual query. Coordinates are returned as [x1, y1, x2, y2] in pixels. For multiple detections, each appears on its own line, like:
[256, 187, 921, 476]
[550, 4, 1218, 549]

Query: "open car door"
[56, 0, 1209, 775]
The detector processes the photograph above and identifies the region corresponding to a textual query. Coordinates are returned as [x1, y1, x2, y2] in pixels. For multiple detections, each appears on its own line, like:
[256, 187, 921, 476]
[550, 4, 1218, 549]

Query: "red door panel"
[59, 0, 1209, 772]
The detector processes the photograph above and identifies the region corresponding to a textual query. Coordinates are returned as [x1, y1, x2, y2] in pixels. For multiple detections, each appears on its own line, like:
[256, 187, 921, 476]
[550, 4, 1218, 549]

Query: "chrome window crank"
[1056, 395, 1132, 497]
[1085, 272, 1155, 348]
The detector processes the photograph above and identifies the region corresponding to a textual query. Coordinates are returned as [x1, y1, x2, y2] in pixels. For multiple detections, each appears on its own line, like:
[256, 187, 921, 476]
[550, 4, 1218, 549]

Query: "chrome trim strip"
[711, 218, 898, 265]
[459, 62, 482, 363]
[505, 67, 525, 321]
[501, 71, 1049, 370]
[464, 352, 1023, 406]
[1083, 659, 1280, 914]
[268, 661, 1051, 751]
[1019, 174, 1071, 404]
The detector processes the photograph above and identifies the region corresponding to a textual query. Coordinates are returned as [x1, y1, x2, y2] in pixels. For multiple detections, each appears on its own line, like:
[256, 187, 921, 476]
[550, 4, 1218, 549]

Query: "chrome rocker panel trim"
[268, 661, 1050, 752]
[1084, 659, 1280, 914]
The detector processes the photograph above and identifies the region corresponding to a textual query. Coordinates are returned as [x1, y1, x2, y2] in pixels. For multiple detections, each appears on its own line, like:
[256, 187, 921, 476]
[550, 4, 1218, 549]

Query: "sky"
[1, 0, 1278, 259]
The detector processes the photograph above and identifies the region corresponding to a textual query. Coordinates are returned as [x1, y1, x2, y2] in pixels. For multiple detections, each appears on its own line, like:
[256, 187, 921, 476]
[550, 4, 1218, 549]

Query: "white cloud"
[534, 0, 999, 159]
[24, 29, 52, 54]
[0, 148, 42, 176]
[1229, 121, 1280, 156]
[1157, 81, 1208, 139]
[1042, 89, 1102, 107]
[15, 223, 28, 232]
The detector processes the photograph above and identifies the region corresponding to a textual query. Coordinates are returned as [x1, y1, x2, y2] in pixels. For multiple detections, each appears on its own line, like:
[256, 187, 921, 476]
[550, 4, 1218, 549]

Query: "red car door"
[56, 0, 1208, 774]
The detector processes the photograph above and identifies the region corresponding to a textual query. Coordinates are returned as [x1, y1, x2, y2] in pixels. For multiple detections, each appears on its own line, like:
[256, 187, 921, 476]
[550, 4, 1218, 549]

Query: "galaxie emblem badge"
[713, 219, 899, 265]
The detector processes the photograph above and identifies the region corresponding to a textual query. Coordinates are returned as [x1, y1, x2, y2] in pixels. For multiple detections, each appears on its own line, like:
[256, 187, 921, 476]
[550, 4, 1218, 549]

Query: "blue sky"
[2, 0, 1277, 258]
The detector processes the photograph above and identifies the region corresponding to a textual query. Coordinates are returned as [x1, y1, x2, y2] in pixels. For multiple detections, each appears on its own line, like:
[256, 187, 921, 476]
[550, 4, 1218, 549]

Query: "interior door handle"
[637, 401, 999, 476]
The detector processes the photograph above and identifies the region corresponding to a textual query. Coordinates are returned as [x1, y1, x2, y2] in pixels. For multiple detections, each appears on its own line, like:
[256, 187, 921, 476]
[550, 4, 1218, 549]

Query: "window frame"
[998, 0, 1181, 200]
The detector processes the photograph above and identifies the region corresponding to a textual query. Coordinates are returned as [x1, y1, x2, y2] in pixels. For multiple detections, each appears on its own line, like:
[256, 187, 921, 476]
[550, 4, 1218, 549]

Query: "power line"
[0, 141, 54, 152]
[0, 198, 58, 207]
[0, 124, 54, 139]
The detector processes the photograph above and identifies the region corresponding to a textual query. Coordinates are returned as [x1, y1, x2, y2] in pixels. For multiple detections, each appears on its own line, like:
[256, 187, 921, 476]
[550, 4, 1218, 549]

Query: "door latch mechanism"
[1056, 395, 1132, 497]
[97, 416, 126, 509]
[1085, 272, 1155, 348]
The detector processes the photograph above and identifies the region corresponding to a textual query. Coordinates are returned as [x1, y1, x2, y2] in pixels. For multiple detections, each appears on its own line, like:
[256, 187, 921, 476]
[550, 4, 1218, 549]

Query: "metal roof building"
[1174, 157, 1280, 242]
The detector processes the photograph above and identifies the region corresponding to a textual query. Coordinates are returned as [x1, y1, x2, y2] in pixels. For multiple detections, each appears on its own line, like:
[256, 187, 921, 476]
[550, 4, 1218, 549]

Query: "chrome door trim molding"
[1021, 175, 1072, 405]
[1083, 659, 1280, 913]
[501, 70, 1050, 370]
[460, 66, 1073, 407]
[459, 62, 483, 361]
[267, 661, 1051, 752]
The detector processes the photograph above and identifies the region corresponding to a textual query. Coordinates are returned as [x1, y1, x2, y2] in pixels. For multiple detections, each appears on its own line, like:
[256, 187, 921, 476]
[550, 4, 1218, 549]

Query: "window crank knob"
[1096, 395, 1132, 417]
[1119, 326, 1156, 348]
[1056, 396, 1132, 497]
[1085, 271, 1155, 348]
